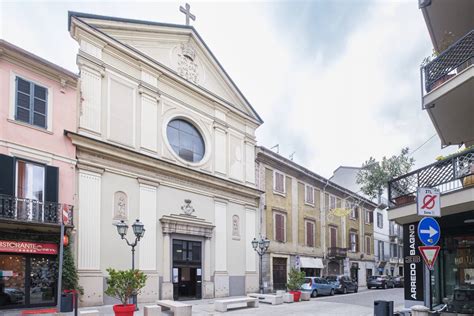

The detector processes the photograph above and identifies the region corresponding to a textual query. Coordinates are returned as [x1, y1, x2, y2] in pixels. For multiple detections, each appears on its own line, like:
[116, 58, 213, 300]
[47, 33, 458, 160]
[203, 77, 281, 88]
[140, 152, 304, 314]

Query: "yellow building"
[256, 147, 376, 291]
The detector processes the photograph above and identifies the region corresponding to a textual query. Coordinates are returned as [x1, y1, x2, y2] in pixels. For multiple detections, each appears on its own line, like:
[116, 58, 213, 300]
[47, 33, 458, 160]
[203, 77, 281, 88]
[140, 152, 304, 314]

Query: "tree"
[62, 233, 83, 295]
[286, 267, 306, 291]
[356, 147, 415, 200]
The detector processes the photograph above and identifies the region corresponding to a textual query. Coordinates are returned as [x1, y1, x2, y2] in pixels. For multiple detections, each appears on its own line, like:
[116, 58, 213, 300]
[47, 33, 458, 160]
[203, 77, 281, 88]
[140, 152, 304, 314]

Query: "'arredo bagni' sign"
[0, 240, 58, 255]
[403, 223, 424, 302]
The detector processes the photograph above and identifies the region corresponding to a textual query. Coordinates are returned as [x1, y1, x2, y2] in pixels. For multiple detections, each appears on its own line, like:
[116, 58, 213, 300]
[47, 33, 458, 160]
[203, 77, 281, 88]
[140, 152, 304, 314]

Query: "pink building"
[0, 40, 78, 310]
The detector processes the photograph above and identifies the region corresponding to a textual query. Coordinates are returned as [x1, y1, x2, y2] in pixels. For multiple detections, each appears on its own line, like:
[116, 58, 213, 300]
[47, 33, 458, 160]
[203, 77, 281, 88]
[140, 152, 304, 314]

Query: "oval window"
[166, 119, 205, 163]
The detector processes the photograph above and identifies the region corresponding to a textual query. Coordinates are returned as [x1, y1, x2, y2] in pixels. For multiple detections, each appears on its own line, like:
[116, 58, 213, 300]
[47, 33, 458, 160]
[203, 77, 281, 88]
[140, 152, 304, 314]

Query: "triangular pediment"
[69, 12, 262, 123]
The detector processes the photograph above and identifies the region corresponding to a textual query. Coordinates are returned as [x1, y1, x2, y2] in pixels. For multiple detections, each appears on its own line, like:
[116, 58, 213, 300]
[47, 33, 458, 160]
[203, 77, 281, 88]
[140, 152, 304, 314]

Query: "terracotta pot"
[394, 195, 415, 206]
[463, 175, 474, 188]
[113, 304, 135, 316]
[289, 290, 301, 302]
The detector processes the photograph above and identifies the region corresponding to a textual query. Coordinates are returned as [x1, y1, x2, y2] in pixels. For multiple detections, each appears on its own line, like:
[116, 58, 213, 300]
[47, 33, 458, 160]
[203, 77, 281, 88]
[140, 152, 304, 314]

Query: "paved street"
[55, 288, 404, 316]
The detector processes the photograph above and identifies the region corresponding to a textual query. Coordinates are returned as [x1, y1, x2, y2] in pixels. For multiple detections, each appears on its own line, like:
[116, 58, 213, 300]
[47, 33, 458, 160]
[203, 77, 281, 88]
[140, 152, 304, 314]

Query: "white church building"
[67, 11, 263, 305]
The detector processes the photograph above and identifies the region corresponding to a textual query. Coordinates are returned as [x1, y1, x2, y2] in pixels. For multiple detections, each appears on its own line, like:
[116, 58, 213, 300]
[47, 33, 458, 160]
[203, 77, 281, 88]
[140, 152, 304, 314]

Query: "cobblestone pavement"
[0, 288, 404, 316]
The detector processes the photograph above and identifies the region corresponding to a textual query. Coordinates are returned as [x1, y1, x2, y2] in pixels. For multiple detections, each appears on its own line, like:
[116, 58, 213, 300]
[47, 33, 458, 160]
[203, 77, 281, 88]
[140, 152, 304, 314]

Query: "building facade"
[388, 0, 473, 312]
[67, 12, 263, 306]
[331, 166, 404, 277]
[256, 147, 376, 292]
[0, 40, 78, 310]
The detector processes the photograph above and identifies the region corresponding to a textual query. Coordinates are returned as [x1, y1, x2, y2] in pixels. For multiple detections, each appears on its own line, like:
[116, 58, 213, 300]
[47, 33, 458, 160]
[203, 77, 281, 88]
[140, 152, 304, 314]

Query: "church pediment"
[160, 213, 215, 238]
[68, 11, 262, 124]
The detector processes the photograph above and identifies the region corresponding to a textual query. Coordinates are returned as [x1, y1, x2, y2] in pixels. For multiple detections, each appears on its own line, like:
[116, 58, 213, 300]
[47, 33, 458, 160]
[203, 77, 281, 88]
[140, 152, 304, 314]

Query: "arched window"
[166, 119, 205, 163]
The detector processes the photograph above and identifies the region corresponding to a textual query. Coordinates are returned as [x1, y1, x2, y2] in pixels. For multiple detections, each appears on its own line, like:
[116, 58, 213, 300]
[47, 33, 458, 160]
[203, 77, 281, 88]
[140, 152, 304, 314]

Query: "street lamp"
[251, 236, 270, 294]
[114, 219, 145, 310]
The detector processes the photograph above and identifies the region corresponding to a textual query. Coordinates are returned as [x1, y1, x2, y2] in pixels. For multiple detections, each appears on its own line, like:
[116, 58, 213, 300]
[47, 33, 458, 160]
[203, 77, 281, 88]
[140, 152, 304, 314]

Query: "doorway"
[172, 239, 202, 300]
[272, 257, 287, 291]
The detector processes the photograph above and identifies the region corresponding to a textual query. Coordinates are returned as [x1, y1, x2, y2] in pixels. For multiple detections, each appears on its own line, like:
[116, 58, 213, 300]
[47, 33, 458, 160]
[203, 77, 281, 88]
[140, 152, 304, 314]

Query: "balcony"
[0, 194, 74, 226]
[421, 30, 473, 147]
[327, 247, 347, 259]
[388, 148, 474, 224]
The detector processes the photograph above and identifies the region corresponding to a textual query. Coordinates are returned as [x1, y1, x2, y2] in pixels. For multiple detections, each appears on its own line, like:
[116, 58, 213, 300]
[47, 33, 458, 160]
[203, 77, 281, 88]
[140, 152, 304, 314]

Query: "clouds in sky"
[0, 0, 457, 177]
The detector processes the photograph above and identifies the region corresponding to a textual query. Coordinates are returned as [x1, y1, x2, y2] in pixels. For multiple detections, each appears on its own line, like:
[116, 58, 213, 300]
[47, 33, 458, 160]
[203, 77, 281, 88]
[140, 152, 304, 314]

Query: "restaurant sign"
[0, 240, 58, 255]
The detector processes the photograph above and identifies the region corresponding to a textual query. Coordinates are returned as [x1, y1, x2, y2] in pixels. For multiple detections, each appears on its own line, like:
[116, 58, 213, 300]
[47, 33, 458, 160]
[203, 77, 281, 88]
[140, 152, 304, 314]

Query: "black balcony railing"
[0, 194, 73, 226]
[388, 148, 474, 207]
[327, 247, 347, 259]
[422, 30, 473, 95]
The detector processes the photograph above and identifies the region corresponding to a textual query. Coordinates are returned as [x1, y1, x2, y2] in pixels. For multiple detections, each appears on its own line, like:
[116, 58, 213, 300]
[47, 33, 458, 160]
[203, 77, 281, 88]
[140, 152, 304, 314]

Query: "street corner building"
[66, 12, 263, 306]
[0, 40, 78, 309]
[255, 147, 377, 292]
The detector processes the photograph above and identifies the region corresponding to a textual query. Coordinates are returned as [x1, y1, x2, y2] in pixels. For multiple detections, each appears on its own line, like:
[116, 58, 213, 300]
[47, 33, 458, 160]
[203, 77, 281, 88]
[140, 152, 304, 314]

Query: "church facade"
[67, 12, 262, 306]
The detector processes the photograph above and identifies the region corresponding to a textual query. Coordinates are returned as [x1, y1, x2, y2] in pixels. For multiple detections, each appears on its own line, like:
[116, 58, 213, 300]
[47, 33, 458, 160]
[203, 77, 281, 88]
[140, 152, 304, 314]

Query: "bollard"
[410, 305, 430, 316]
[374, 300, 394, 316]
[79, 310, 100, 316]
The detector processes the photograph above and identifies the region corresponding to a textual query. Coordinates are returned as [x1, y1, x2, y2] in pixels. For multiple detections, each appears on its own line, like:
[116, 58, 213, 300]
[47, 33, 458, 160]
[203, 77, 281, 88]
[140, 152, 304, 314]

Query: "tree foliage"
[105, 268, 147, 306]
[286, 267, 306, 291]
[356, 147, 415, 199]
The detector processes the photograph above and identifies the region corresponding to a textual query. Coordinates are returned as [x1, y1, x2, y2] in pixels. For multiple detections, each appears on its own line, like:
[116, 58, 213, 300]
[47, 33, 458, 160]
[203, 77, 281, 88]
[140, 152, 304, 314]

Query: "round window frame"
[163, 115, 210, 167]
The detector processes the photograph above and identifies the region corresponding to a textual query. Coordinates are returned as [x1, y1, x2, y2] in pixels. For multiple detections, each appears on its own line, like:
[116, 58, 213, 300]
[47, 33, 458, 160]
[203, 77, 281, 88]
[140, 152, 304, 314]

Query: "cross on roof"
[180, 3, 196, 26]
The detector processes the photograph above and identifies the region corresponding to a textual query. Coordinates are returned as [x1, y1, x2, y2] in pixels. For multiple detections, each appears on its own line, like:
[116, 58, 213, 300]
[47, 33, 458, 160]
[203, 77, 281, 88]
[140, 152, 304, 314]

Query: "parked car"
[393, 276, 404, 288]
[325, 275, 358, 294]
[367, 275, 395, 289]
[301, 277, 336, 297]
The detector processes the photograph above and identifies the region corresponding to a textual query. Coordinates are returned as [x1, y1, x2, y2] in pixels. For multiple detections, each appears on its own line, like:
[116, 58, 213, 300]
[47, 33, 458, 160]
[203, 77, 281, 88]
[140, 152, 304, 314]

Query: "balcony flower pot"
[112, 304, 135, 316]
[289, 290, 302, 302]
[105, 268, 147, 316]
[462, 165, 474, 188]
[430, 74, 455, 91]
[394, 195, 415, 206]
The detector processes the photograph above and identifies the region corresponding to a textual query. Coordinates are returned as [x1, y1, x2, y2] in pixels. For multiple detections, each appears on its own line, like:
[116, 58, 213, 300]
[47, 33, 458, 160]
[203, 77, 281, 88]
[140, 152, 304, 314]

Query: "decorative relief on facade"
[177, 42, 199, 84]
[181, 199, 195, 216]
[232, 215, 240, 238]
[113, 191, 128, 220]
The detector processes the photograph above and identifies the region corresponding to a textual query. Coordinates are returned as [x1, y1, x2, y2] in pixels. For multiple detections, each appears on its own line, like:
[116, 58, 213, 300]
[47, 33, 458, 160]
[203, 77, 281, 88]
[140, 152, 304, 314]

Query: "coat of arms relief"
[177, 42, 199, 84]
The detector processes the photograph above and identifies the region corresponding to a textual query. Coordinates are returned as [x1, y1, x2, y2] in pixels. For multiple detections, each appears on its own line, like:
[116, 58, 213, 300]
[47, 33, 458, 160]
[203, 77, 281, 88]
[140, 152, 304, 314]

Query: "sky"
[0, 0, 459, 178]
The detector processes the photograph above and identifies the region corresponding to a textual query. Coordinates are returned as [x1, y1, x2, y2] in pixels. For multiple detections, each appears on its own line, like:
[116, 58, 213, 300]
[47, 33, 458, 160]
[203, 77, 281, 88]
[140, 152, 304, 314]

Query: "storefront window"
[0, 255, 26, 308]
[433, 235, 474, 313]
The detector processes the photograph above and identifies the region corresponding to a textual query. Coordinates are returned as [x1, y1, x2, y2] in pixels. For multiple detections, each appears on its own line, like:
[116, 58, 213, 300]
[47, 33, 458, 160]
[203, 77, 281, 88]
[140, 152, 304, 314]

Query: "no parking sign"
[417, 187, 440, 217]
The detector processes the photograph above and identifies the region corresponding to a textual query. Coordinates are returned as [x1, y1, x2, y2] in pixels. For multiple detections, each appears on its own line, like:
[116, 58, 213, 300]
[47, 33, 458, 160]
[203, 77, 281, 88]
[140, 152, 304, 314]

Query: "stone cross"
[180, 3, 196, 26]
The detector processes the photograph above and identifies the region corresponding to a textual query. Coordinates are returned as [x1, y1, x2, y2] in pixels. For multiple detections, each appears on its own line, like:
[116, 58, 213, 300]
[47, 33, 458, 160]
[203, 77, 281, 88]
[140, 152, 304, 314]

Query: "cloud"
[0, 1, 457, 178]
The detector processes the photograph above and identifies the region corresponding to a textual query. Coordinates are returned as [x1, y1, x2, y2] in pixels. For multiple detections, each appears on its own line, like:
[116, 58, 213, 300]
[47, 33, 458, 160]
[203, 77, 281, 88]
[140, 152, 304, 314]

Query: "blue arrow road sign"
[418, 217, 441, 246]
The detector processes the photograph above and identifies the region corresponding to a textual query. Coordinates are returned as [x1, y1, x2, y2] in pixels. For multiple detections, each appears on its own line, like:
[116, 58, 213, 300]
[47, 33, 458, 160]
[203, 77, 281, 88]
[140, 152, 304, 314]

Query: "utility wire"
[409, 133, 437, 157]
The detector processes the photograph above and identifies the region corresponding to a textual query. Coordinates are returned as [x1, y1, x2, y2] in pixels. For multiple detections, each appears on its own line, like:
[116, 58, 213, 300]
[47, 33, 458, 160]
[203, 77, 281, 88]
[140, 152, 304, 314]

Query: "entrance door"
[172, 240, 202, 300]
[272, 257, 287, 291]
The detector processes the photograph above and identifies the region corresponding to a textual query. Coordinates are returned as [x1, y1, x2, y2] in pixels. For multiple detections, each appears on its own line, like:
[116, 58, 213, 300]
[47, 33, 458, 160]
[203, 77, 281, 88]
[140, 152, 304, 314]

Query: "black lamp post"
[251, 236, 270, 294]
[114, 219, 145, 310]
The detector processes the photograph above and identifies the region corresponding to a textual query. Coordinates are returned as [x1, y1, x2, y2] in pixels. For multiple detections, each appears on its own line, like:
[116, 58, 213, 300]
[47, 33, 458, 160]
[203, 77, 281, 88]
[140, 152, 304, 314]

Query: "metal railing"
[421, 30, 473, 96]
[388, 148, 474, 207]
[327, 247, 347, 258]
[0, 194, 73, 226]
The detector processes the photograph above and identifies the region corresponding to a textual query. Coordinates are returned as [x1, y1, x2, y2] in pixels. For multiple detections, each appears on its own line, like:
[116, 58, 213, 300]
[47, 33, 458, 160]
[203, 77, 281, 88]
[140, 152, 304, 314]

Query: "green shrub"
[286, 268, 306, 291]
[105, 268, 147, 306]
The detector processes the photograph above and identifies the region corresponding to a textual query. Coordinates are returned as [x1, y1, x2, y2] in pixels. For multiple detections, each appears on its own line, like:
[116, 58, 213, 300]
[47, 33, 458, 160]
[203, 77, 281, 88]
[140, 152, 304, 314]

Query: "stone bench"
[79, 311, 100, 316]
[156, 300, 191, 316]
[214, 297, 259, 312]
[300, 291, 311, 301]
[247, 293, 283, 305]
[144, 305, 162, 316]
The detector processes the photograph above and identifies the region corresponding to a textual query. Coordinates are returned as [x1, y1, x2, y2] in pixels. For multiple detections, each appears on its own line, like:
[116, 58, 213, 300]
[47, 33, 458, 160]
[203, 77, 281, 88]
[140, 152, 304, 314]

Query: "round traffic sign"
[417, 217, 440, 246]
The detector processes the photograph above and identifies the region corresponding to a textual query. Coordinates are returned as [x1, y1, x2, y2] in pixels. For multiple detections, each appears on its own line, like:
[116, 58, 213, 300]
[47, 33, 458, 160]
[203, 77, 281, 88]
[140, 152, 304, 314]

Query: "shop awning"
[300, 257, 324, 269]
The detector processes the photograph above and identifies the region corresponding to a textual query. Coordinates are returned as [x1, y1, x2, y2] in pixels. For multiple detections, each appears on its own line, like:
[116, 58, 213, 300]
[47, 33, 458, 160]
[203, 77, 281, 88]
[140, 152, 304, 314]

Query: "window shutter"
[275, 214, 284, 242]
[366, 237, 370, 255]
[307, 222, 314, 247]
[0, 154, 15, 196]
[355, 207, 359, 219]
[356, 234, 359, 252]
[369, 211, 374, 223]
[45, 166, 59, 203]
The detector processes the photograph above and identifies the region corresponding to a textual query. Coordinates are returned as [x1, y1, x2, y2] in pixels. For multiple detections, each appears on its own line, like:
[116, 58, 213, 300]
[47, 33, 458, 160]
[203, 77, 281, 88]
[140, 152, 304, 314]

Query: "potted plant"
[357, 148, 415, 206]
[105, 268, 147, 316]
[61, 233, 83, 312]
[436, 145, 474, 188]
[286, 268, 306, 302]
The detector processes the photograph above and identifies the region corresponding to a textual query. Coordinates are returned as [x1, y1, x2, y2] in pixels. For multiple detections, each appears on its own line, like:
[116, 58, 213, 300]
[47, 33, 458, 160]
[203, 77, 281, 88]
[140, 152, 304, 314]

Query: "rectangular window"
[273, 171, 285, 194]
[330, 195, 336, 210]
[15, 77, 48, 129]
[15, 160, 45, 220]
[349, 231, 358, 252]
[305, 185, 314, 205]
[306, 221, 315, 247]
[378, 240, 384, 259]
[350, 205, 359, 219]
[366, 236, 371, 255]
[377, 213, 383, 228]
[365, 209, 373, 224]
[329, 226, 337, 247]
[274, 212, 286, 242]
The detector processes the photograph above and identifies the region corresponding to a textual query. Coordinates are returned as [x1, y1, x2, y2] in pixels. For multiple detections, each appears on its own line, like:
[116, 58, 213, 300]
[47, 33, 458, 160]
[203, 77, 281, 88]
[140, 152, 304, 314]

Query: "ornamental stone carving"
[113, 191, 128, 220]
[181, 199, 195, 216]
[232, 215, 240, 237]
[177, 43, 199, 84]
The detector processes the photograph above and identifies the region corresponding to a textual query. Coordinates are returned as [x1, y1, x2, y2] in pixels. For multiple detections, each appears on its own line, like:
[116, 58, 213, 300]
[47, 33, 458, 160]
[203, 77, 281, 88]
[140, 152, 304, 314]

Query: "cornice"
[66, 131, 263, 201]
